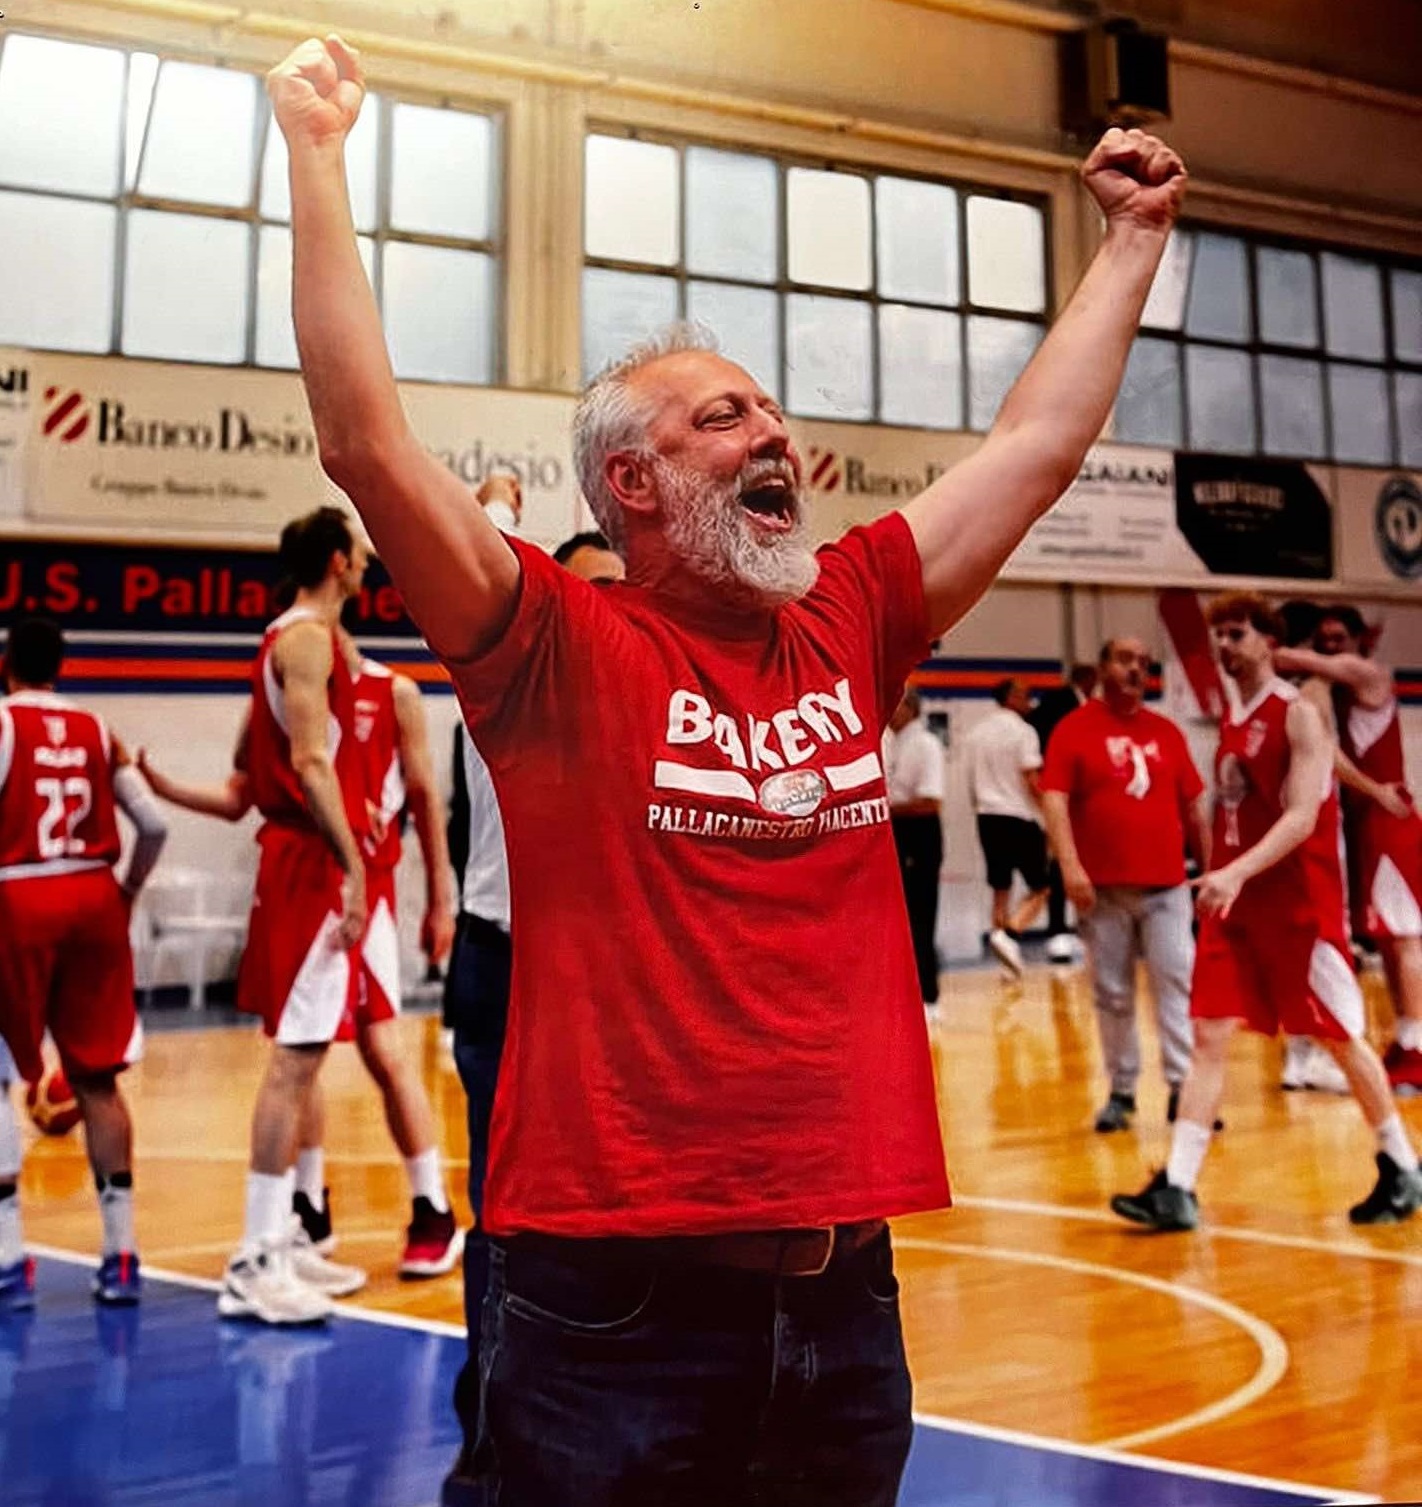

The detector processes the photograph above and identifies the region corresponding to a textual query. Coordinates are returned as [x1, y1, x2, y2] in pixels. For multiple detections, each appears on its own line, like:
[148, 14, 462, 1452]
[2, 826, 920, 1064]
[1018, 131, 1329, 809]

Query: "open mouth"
[739, 477, 798, 533]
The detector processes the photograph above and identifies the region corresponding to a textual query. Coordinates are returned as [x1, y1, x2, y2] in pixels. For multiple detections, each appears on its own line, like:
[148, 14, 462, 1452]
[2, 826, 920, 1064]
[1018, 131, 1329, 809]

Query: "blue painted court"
[0, 1255, 1350, 1507]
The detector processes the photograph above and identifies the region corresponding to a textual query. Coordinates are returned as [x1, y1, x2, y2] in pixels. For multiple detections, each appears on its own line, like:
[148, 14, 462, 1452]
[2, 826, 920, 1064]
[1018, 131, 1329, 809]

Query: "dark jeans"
[892, 813, 942, 1003]
[483, 1226, 913, 1506]
[443, 913, 512, 1452]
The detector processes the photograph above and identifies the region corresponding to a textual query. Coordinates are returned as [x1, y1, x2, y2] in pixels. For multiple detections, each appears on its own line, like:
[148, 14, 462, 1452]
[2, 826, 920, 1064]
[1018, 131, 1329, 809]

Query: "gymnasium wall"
[4, 0, 1421, 973]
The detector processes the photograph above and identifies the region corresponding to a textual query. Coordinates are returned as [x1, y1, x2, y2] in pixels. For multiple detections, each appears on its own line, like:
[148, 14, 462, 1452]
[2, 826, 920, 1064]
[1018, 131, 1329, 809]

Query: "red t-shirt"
[1040, 699, 1204, 888]
[454, 512, 950, 1238]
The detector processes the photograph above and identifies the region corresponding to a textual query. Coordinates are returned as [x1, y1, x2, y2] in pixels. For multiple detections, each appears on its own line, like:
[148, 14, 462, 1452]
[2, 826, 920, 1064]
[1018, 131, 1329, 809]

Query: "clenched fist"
[267, 34, 366, 149]
[1081, 127, 1187, 235]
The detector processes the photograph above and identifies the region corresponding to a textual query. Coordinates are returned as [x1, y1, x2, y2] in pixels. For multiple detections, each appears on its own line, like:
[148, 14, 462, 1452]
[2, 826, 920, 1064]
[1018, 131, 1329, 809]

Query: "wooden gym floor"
[13, 960, 1422, 1503]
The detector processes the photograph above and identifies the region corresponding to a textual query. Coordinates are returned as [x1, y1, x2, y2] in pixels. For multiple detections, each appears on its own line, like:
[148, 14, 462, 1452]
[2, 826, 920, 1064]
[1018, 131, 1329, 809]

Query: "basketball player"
[0, 617, 168, 1309]
[208, 508, 371, 1322]
[144, 655, 462, 1276]
[291, 651, 461, 1277]
[1275, 607, 1422, 1091]
[1112, 594, 1422, 1232]
[1275, 602, 1412, 1093]
[142, 646, 462, 1279]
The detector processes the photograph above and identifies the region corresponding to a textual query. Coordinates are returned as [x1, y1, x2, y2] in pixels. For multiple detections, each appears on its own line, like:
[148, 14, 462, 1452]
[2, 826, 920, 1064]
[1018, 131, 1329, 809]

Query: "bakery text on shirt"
[648, 677, 889, 838]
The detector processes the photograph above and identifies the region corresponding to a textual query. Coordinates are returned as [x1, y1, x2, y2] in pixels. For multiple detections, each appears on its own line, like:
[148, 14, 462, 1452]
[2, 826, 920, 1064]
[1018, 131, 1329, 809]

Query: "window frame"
[1121, 219, 1422, 466]
[0, 29, 507, 382]
[581, 122, 1054, 432]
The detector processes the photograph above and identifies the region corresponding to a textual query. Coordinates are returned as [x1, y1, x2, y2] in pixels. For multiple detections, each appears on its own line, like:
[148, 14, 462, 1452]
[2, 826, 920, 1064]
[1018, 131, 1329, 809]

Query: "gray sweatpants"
[1080, 883, 1195, 1099]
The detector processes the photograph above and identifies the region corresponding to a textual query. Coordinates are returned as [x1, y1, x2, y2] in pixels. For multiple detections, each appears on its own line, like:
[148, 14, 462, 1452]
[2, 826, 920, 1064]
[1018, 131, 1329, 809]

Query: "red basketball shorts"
[1353, 807, 1422, 940]
[1191, 905, 1363, 1043]
[0, 867, 141, 1082]
[239, 828, 401, 1044]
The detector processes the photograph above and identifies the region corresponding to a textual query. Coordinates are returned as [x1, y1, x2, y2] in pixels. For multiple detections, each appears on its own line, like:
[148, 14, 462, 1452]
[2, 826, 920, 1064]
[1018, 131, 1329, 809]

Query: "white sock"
[0, 1086, 20, 1183]
[0, 1188, 21, 1267]
[1396, 1019, 1422, 1053]
[294, 1149, 325, 1208]
[97, 1179, 135, 1258]
[243, 1169, 295, 1249]
[406, 1148, 449, 1213]
[1377, 1114, 1419, 1173]
[1165, 1119, 1214, 1192]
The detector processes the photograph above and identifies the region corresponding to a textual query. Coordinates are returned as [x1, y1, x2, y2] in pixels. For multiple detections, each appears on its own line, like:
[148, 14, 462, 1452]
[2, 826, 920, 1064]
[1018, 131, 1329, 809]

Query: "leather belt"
[658, 1220, 886, 1277]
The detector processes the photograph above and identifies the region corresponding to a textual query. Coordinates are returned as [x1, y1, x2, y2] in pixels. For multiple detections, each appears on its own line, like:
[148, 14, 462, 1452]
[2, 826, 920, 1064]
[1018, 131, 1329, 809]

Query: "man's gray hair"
[573, 322, 720, 555]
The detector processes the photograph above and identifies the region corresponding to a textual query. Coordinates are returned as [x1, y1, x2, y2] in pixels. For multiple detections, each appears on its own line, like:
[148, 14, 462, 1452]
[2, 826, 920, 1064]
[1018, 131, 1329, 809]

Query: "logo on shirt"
[1105, 736, 1159, 800]
[353, 698, 381, 744]
[1244, 719, 1269, 759]
[1217, 751, 1248, 848]
[759, 768, 829, 818]
[649, 679, 889, 841]
[42, 716, 67, 746]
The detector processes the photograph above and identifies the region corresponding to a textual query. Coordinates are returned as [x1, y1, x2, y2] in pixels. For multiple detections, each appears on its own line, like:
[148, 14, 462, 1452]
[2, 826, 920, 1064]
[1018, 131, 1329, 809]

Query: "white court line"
[118, 1148, 474, 1170]
[27, 1242, 465, 1336]
[951, 1193, 1422, 1269]
[27, 1241, 1374, 1503]
[911, 1413, 1379, 1504]
[896, 1238, 1290, 1452]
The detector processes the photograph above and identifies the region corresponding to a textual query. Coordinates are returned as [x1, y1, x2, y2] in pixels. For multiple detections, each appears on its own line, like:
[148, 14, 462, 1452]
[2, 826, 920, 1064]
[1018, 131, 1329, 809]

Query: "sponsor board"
[2, 348, 580, 548]
[0, 538, 420, 639]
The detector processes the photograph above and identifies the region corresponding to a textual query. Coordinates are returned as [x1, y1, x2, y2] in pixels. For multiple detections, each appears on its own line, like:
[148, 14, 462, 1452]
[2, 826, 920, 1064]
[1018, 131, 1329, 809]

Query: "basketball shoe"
[1110, 1170, 1198, 1232]
[1349, 1154, 1422, 1226]
[400, 1198, 464, 1279]
[219, 1238, 333, 1325]
[293, 1187, 336, 1254]
[93, 1252, 141, 1306]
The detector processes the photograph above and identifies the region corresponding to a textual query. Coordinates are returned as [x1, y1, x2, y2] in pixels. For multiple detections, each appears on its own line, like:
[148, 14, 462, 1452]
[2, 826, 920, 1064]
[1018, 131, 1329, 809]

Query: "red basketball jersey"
[354, 660, 404, 873]
[245, 607, 366, 835]
[1334, 684, 1407, 789]
[1214, 678, 1345, 925]
[0, 691, 121, 876]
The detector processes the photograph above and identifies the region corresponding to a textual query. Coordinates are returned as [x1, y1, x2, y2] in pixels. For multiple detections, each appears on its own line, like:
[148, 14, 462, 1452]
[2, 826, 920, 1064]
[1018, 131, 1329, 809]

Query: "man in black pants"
[442, 523, 625, 1506]
[885, 688, 945, 1011]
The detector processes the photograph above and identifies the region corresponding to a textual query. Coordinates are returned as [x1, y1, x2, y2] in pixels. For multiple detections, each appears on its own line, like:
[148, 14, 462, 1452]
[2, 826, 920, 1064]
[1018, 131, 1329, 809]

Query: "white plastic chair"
[132, 867, 250, 1011]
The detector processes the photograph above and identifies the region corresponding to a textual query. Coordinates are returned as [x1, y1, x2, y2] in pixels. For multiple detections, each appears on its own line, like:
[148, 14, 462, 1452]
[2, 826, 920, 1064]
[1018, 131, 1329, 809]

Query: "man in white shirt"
[442, 506, 625, 1505]
[885, 688, 946, 1009]
[965, 677, 1050, 976]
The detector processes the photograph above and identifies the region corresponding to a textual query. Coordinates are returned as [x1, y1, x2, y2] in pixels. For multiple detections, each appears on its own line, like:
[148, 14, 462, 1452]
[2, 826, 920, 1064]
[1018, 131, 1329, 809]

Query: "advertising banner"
[0, 538, 420, 640]
[1173, 452, 1333, 580]
[0, 348, 581, 549]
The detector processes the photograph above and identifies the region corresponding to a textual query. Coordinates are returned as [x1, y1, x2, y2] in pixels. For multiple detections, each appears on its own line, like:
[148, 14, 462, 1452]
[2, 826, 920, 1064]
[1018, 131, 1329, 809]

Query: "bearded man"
[268, 32, 1187, 1507]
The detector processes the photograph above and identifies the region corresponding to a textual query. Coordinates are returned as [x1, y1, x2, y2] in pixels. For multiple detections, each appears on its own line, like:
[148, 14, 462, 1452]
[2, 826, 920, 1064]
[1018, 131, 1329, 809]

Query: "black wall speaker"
[1061, 19, 1171, 137]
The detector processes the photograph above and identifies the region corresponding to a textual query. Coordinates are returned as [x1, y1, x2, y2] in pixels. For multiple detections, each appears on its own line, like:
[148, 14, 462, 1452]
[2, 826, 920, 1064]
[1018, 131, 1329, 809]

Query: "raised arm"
[1195, 699, 1330, 919]
[392, 674, 456, 966]
[1273, 646, 1391, 707]
[902, 129, 1186, 634]
[277, 621, 367, 947]
[268, 36, 519, 661]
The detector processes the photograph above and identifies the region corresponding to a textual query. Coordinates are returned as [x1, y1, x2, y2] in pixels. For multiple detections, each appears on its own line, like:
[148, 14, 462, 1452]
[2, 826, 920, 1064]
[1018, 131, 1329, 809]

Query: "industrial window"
[582, 132, 1051, 431]
[1116, 225, 1422, 467]
[0, 32, 501, 383]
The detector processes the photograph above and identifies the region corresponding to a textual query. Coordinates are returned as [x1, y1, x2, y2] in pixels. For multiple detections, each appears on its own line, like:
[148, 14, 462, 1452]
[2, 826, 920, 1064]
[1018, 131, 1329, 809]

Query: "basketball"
[25, 1067, 82, 1137]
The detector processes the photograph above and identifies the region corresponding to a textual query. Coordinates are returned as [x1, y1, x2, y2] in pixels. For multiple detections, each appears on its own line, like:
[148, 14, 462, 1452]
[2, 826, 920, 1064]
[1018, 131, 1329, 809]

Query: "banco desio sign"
[4, 347, 580, 545]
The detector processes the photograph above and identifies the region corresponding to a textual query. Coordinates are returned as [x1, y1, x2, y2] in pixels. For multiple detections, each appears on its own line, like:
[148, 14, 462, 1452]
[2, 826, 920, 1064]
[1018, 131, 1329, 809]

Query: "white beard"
[653, 457, 819, 608]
